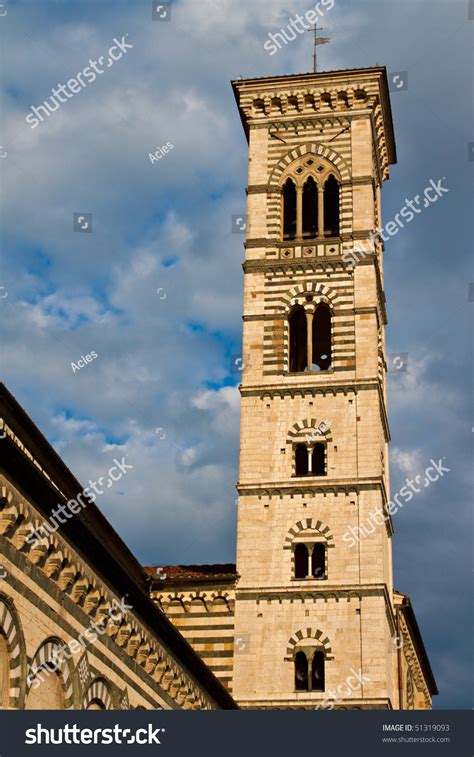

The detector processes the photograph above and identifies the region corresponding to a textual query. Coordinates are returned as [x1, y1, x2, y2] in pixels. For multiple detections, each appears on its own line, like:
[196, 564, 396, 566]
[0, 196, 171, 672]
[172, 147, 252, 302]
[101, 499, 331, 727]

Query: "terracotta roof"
[144, 563, 238, 582]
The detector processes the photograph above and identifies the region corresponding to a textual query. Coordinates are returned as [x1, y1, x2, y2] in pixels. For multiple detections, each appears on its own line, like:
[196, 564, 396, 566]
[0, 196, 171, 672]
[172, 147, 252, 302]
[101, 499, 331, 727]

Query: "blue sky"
[0, 0, 472, 708]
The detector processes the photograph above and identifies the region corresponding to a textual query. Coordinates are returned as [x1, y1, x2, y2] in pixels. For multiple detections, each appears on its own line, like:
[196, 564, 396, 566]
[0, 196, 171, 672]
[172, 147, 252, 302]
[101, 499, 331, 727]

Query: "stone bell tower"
[230, 67, 436, 709]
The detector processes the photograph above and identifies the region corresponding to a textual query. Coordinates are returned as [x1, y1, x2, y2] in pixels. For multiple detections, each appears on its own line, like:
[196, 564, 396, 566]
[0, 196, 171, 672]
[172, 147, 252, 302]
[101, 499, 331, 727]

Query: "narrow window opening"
[294, 543, 309, 579]
[312, 443, 326, 476]
[295, 651, 308, 691]
[295, 444, 309, 476]
[311, 543, 326, 579]
[311, 651, 325, 691]
[289, 306, 308, 372]
[283, 179, 297, 240]
[302, 176, 318, 239]
[324, 174, 340, 236]
[312, 304, 332, 371]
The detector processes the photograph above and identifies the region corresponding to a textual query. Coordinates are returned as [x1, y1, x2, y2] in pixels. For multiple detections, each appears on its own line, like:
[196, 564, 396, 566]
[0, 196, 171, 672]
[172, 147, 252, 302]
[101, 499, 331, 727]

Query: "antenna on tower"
[307, 24, 330, 73]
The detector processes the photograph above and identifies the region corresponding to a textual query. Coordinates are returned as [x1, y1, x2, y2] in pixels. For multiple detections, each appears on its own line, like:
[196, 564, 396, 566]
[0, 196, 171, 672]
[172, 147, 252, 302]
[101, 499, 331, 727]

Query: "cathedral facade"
[0, 65, 437, 711]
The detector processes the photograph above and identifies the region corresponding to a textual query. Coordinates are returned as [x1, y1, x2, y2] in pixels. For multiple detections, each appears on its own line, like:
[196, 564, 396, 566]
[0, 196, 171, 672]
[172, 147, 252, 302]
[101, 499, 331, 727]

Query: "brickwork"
[153, 589, 235, 691]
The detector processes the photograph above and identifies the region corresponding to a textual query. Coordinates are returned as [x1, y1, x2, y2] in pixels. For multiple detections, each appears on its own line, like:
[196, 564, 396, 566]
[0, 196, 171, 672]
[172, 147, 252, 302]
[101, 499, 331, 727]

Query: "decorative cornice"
[236, 477, 393, 537]
[398, 612, 431, 708]
[236, 582, 397, 634]
[239, 378, 390, 440]
[232, 68, 396, 179]
[243, 256, 349, 273]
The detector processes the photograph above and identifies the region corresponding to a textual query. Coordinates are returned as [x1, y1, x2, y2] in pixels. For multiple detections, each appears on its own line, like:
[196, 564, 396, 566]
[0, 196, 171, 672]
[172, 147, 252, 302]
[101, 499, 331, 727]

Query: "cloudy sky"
[0, 0, 472, 708]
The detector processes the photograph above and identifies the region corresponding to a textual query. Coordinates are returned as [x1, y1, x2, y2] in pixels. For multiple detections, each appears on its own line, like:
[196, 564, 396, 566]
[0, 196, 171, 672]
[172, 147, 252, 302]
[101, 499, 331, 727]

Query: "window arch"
[83, 678, 113, 710]
[289, 305, 307, 373]
[294, 544, 309, 579]
[26, 638, 74, 709]
[293, 541, 327, 580]
[312, 304, 332, 371]
[293, 443, 327, 477]
[0, 594, 25, 710]
[293, 649, 326, 692]
[282, 178, 297, 240]
[302, 176, 318, 239]
[25, 663, 65, 710]
[324, 174, 340, 236]
[279, 155, 342, 241]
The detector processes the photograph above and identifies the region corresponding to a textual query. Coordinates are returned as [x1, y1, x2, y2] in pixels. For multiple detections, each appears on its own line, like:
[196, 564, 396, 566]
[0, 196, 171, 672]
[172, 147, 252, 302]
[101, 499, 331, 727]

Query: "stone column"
[317, 185, 324, 237]
[307, 543, 314, 579]
[296, 186, 303, 239]
[306, 311, 313, 370]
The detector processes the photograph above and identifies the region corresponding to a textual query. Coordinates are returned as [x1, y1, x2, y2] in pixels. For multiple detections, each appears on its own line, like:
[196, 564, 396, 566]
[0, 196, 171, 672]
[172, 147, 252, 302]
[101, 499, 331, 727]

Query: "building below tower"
[147, 566, 437, 709]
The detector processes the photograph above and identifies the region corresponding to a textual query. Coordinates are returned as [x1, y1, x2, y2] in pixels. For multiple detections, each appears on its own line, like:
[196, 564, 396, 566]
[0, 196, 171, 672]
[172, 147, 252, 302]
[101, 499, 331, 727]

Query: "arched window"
[294, 651, 308, 691]
[302, 176, 318, 239]
[289, 306, 307, 372]
[311, 543, 326, 579]
[312, 443, 326, 476]
[282, 179, 297, 240]
[295, 444, 308, 476]
[311, 651, 325, 691]
[312, 304, 331, 371]
[294, 544, 309, 579]
[324, 174, 340, 236]
[271, 97, 282, 113]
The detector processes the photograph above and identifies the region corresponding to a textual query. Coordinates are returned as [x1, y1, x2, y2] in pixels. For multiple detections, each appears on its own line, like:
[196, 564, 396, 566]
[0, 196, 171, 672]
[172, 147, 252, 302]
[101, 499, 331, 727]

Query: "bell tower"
[230, 67, 435, 709]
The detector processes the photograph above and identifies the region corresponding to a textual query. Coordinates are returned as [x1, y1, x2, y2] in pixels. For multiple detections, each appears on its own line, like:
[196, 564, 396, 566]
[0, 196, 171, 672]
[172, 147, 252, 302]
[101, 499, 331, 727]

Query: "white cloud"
[390, 447, 423, 476]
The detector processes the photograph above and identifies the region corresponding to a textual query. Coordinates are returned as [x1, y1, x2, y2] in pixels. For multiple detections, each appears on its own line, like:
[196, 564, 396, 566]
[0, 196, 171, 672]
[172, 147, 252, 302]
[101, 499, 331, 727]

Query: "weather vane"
[307, 24, 330, 73]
